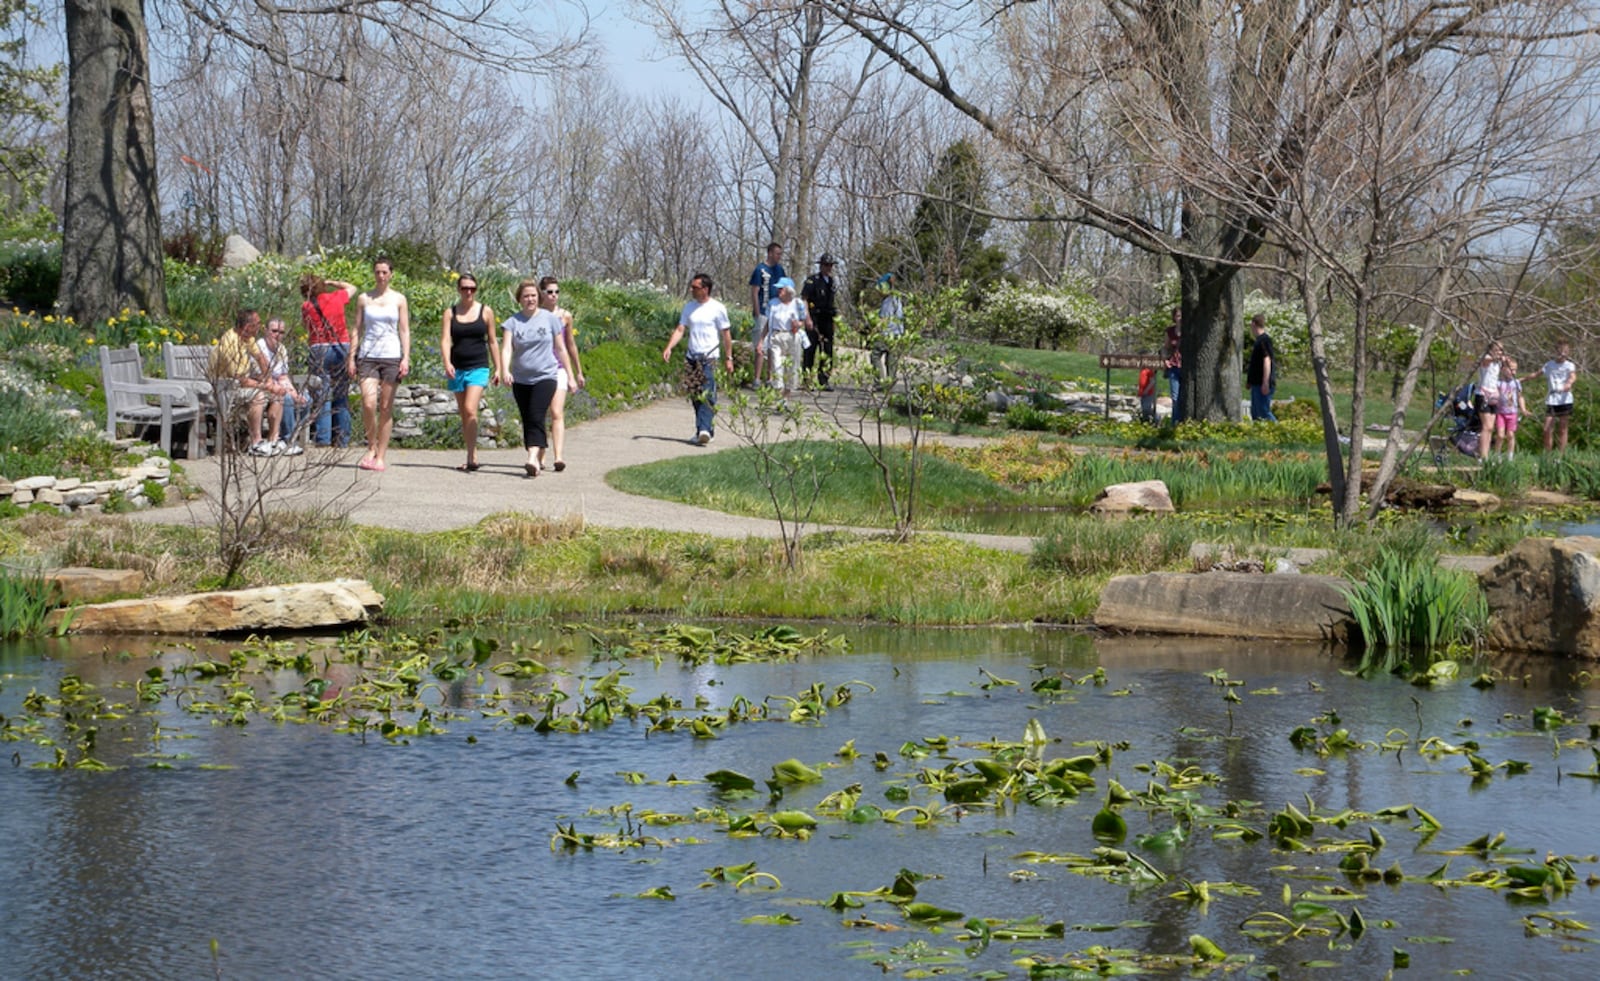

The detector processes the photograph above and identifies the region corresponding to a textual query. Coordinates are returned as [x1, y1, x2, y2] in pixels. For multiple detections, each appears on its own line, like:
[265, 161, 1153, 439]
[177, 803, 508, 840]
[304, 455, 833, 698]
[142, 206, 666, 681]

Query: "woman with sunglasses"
[499, 279, 573, 477]
[537, 276, 584, 472]
[441, 273, 501, 472]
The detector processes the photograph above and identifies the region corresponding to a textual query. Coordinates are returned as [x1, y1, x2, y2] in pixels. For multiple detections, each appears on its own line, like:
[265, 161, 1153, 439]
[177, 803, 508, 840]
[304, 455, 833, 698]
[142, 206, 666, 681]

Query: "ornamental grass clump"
[0, 567, 58, 638]
[1340, 548, 1486, 670]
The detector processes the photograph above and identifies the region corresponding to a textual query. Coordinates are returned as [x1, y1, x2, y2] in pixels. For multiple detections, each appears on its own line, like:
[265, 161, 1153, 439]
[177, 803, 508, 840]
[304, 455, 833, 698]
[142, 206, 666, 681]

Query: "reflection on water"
[3, 626, 1598, 978]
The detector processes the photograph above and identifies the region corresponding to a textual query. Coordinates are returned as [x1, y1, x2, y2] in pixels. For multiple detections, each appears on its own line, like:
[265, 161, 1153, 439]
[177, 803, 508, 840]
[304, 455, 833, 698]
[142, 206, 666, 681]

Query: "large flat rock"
[1096, 572, 1352, 642]
[48, 579, 384, 635]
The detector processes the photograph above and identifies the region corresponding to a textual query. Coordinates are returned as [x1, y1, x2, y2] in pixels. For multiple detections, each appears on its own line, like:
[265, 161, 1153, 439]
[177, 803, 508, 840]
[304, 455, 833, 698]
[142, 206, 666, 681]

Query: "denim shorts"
[448, 366, 490, 392]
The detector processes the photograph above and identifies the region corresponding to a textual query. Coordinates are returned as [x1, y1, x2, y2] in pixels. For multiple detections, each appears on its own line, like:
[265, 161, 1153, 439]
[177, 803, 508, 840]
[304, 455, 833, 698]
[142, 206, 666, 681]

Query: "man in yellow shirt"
[211, 309, 278, 455]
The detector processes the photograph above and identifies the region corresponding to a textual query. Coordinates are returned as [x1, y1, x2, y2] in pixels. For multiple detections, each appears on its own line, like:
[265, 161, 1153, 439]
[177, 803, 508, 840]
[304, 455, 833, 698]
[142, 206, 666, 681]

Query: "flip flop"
[456, 462, 480, 472]
[524, 462, 539, 478]
[553, 461, 566, 472]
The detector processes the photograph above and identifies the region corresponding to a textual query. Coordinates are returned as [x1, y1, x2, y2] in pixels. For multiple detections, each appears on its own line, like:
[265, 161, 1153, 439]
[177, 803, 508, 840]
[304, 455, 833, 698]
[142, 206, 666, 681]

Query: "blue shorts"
[448, 366, 490, 392]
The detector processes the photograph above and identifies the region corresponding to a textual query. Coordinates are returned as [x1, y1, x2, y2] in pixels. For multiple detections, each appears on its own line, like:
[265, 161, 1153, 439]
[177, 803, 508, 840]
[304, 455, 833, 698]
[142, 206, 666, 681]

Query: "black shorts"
[1546, 402, 1573, 418]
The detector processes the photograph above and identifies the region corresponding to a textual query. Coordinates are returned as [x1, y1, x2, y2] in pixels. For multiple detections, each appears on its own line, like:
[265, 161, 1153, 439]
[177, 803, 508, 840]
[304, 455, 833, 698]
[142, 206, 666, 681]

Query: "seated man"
[258, 317, 308, 455]
[210, 308, 279, 456]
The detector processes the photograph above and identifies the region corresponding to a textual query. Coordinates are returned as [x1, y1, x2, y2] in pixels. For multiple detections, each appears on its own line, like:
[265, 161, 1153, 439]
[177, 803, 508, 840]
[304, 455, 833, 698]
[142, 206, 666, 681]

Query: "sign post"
[1097, 353, 1169, 419]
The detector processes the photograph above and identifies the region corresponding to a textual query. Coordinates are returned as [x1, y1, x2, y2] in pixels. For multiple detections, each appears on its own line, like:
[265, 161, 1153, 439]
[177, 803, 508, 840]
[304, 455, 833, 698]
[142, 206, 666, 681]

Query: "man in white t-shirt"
[662, 273, 733, 444]
[1540, 339, 1578, 453]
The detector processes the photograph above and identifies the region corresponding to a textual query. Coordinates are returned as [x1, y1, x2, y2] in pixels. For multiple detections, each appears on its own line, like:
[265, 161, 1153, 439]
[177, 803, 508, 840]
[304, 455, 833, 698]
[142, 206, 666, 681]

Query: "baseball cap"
[818, 253, 836, 265]
[775, 277, 795, 290]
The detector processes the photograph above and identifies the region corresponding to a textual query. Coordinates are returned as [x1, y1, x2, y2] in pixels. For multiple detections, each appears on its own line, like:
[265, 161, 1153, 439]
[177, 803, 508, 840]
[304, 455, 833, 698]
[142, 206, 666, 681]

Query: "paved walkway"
[130, 395, 1033, 553]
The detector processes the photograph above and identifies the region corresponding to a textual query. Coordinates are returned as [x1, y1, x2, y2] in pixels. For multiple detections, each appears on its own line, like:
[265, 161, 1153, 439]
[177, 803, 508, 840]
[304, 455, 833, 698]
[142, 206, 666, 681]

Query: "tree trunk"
[61, 0, 167, 326]
[1174, 256, 1243, 423]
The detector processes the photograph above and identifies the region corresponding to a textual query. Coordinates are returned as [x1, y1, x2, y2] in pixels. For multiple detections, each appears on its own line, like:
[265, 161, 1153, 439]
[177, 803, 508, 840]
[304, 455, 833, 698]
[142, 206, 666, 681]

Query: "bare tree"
[633, 0, 883, 264]
[1260, 3, 1600, 525]
[815, 0, 1600, 423]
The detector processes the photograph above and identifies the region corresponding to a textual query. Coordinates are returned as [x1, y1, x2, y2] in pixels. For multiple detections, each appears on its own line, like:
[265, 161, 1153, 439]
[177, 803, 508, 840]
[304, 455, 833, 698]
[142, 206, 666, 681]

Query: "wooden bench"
[162, 341, 225, 451]
[99, 343, 203, 458]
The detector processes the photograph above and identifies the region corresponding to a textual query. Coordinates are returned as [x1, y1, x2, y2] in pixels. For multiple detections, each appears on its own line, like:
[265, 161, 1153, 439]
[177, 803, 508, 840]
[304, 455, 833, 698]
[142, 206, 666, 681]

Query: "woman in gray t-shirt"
[498, 279, 572, 477]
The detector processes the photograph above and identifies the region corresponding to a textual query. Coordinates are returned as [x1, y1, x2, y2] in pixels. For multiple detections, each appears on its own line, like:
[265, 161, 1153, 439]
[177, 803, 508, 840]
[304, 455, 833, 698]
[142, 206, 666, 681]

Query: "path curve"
[129, 396, 1034, 553]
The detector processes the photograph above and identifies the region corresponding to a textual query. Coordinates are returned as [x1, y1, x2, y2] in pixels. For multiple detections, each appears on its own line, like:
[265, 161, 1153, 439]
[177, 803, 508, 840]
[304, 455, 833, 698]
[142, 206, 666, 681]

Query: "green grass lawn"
[952, 341, 1443, 433]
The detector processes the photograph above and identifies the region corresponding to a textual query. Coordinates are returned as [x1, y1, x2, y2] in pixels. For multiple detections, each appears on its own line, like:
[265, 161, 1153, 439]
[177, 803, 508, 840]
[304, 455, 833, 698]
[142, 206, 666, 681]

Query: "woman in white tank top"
[346, 257, 411, 472]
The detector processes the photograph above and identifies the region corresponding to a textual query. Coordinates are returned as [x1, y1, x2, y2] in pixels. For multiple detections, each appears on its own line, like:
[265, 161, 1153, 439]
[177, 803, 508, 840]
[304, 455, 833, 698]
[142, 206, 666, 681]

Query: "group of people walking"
[744, 244, 849, 395]
[290, 259, 584, 476]
[660, 244, 880, 444]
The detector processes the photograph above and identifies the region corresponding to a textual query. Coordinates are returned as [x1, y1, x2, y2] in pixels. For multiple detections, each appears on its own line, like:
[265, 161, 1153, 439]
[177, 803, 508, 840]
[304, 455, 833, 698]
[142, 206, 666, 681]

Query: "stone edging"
[2, 449, 172, 515]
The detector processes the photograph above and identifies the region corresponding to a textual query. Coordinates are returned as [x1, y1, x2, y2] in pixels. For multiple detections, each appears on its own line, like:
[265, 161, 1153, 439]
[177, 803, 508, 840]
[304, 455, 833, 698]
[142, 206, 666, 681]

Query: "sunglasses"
[543, 288, 560, 295]
[459, 284, 477, 292]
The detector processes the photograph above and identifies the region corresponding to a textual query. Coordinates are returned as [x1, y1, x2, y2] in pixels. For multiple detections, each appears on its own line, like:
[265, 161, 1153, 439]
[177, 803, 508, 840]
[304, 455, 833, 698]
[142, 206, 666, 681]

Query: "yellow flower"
[43, 314, 54, 323]
[65, 317, 75, 325]
[107, 316, 117, 326]
[86, 336, 96, 345]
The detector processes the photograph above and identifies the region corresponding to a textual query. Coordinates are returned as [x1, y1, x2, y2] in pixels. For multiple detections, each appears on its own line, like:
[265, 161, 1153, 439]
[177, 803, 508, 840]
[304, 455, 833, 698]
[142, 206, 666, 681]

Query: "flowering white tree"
[976, 278, 1115, 350]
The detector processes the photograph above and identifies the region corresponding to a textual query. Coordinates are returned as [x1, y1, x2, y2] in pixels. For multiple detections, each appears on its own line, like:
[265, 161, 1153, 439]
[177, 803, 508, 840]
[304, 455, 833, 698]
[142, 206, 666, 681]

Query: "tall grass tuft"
[1340, 548, 1487, 672]
[1032, 516, 1197, 576]
[0, 567, 58, 638]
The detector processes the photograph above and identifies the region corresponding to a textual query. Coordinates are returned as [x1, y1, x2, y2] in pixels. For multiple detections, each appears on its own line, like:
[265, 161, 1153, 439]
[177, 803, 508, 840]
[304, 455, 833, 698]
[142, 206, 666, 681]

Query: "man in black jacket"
[801, 253, 838, 390]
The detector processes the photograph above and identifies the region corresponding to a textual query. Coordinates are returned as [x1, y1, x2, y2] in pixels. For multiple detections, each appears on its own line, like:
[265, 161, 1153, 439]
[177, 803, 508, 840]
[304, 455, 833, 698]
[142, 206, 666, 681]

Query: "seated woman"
[257, 317, 308, 455]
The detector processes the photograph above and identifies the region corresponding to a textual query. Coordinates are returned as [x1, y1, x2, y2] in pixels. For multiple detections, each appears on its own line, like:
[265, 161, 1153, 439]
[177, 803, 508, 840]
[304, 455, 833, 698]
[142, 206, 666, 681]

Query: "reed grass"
[1340, 548, 1487, 670]
[0, 566, 57, 638]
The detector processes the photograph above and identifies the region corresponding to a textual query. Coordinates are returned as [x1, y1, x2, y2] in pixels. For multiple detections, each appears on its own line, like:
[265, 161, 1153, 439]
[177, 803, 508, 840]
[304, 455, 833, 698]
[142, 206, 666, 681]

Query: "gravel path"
[129, 394, 1033, 553]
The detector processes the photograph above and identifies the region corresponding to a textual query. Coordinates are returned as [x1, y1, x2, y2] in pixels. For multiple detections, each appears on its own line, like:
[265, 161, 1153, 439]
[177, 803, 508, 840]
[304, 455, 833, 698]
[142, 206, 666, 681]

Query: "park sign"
[1096, 352, 1168, 419]
[1099, 353, 1168, 370]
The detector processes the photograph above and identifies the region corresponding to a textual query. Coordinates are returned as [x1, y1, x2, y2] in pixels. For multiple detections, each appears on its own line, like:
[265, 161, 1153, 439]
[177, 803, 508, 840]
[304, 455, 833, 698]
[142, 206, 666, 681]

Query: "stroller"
[1432, 381, 1480, 464]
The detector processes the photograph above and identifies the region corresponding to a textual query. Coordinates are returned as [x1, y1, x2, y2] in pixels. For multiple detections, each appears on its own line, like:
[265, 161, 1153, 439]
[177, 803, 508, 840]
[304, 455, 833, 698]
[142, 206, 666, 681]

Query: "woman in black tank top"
[440, 273, 501, 471]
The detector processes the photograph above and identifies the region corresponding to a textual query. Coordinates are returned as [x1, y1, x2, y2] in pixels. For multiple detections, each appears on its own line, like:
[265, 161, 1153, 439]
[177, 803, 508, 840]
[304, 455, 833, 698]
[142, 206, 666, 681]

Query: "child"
[1137, 366, 1158, 423]
[1495, 357, 1527, 460]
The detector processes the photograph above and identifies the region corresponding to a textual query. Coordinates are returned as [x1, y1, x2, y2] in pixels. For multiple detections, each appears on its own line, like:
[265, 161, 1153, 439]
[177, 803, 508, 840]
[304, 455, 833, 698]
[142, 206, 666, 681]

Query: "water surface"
[2, 627, 1597, 978]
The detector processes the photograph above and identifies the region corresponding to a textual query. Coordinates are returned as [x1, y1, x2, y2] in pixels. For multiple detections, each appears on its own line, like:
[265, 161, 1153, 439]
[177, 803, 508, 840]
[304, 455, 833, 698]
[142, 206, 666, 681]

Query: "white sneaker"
[283, 444, 305, 456]
[695, 430, 710, 445]
[249, 441, 273, 456]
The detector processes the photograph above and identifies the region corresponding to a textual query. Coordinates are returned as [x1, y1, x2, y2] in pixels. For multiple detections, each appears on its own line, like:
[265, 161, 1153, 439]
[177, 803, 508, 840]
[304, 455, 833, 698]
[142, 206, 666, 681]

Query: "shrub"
[974, 277, 1117, 350]
[581, 341, 675, 411]
[0, 383, 74, 453]
[366, 236, 443, 280]
[0, 237, 62, 313]
[163, 230, 227, 270]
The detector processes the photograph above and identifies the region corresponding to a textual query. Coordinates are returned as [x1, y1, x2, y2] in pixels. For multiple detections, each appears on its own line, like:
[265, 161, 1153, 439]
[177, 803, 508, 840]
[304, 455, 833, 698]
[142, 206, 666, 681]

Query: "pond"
[2, 624, 1598, 978]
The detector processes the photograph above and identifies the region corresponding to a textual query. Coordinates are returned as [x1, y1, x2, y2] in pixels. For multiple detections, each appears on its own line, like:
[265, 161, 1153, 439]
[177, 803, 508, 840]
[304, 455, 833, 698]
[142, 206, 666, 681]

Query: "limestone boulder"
[1091, 479, 1175, 514]
[221, 234, 261, 269]
[1096, 571, 1352, 642]
[48, 579, 383, 634]
[1452, 489, 1501, 509]
[1479, 537, 1600, 659]
[44, 567, 146, 604]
